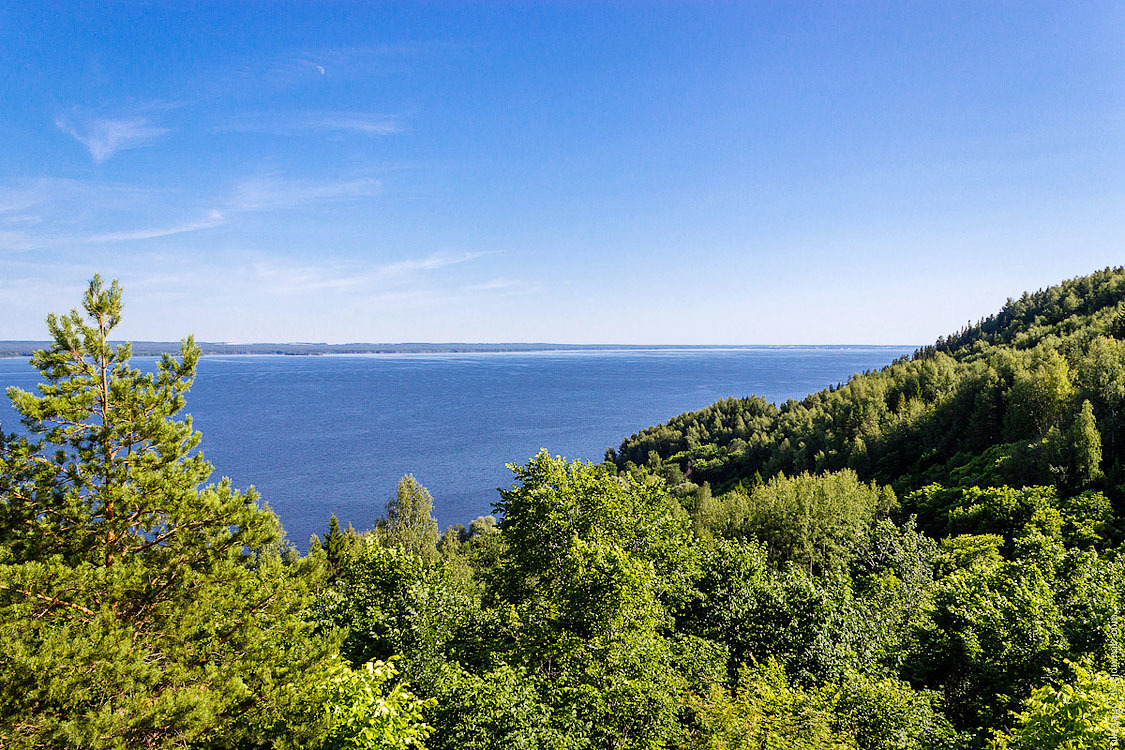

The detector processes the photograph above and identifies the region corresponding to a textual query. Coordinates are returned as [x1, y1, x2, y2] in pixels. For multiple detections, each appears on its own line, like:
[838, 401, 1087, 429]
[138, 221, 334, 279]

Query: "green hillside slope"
[611, 267, 1125, 506]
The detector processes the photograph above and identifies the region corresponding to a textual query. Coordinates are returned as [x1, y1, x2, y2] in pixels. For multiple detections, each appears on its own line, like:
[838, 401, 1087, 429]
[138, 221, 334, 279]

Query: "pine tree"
[323, 513, 353, 574]
[0, 276, 332, 747]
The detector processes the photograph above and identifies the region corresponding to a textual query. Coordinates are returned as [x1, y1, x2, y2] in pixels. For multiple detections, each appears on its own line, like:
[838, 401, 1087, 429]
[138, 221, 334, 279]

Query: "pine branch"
[0, 583, 95, 618]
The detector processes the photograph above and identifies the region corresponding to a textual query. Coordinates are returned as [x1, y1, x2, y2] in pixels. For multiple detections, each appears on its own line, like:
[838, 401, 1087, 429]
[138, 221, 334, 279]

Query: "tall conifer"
[0, 276, 330, 747]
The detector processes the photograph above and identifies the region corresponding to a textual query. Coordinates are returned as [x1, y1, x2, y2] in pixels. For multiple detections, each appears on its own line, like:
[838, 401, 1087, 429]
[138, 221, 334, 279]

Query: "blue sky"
[1, 2, 1122, 344]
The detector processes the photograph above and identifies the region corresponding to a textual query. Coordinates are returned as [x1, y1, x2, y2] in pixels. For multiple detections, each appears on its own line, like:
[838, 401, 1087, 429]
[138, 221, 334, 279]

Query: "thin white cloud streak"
[55, 115, 168, 163]
[85, 211, 227, 243]
[0, 230, 52, 253]
[462, 278, 527, 293]
[1, 213, 43, 226]
[219, 251, 491, 296]
[0, 182, 52, 215]
[229, 176, 382, 211]
[223, 112, 403, 136]
[377, 251, 491, 278]
[292, 113, 402, 134]
[0, 178, 143, 219]
[0, 173, 386, 252]
[0, 178, 138, 251]
[0, 179, 224, 250]
[249, 55, 334, 86]
[0, 217, 228, 252]
[97, 250, 490, 297]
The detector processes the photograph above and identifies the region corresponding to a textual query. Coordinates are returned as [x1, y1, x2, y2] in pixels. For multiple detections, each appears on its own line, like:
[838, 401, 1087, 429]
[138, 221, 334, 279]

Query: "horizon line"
[0, 340, 922, 357]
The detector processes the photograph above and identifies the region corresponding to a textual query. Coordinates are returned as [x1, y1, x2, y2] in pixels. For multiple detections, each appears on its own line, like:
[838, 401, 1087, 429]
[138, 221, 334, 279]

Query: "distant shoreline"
[0, 341, 919, 358]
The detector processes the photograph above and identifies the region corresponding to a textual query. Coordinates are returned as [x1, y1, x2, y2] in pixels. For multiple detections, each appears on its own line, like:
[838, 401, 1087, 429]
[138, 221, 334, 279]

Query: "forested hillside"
[611, 267, 1125, 509]
[4, 271, 1125, 749]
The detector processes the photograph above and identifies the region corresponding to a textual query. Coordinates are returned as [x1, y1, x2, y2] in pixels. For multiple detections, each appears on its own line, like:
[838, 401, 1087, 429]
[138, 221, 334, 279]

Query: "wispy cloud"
[0, 180, 54, 214]
[299, 113, 401, 135]
[85, 210, 226, 243]
[233, 251, 491, 295]
[55, 114, 168, 163]
[108, 249, 491, 302]
[0, 172, 387, 253]
[223, 111, 403, 136]
[0, 178, 154, 251]
[229, 175, 381, 211]
[251, 54, 336, 86]
[462, 278, 527, 293]
[0, 229, 52, 253]
[378, 251, 491, 278]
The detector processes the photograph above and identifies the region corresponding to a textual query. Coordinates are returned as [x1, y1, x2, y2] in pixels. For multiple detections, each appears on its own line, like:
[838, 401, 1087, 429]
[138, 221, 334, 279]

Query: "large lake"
[0, 347, 914, 548]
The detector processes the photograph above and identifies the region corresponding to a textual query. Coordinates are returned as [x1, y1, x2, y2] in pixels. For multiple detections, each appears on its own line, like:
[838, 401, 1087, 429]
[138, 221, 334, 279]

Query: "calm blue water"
[0, 348, 914, 548]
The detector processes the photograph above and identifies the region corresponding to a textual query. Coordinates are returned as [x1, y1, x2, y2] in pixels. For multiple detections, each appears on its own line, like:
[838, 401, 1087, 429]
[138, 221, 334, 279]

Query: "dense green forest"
[612, 267, 1125, 505]
[3, 269, 1125, 748]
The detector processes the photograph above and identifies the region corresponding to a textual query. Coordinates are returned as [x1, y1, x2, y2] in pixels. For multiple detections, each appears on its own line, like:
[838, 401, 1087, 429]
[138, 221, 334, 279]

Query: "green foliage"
[0, 276, 334, 748]
[322, 513, 362, 576]
[685, 660, 856, 749]
[1070, 400, 1103, 487]
[1110, 302, 1125, 340]
[834, 673, 957, 750]
[1005, 350, 1074, 438]
[491, 452, 697, 748]
[437, 524, 465, 556]
[670, 632, 731, 694]
[850, 518, 937, 591]
[428, 664, 580, 750]
[1058, 490, 1114, 548]
[937, 485, 1061, 545]
[934, 534, 1006, 577]
[707, 470, 896, 573]
[300, 269, 1125, 749]
[845, 519, 939, 674]
[469, 514, 497, 537]
[311, 657, 434, 750]
[317, 542, 426, 666]
[909, 484, 1114, 552]
[911, 554, 1070, 733]
[495, 450, 698, 609]
[680, 537, 861, 685]
[988, 663, 1125, 750]
[1051, 549, 1125, 677]
[377, 474, 440, 561]
[312, 540, 484, 693]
